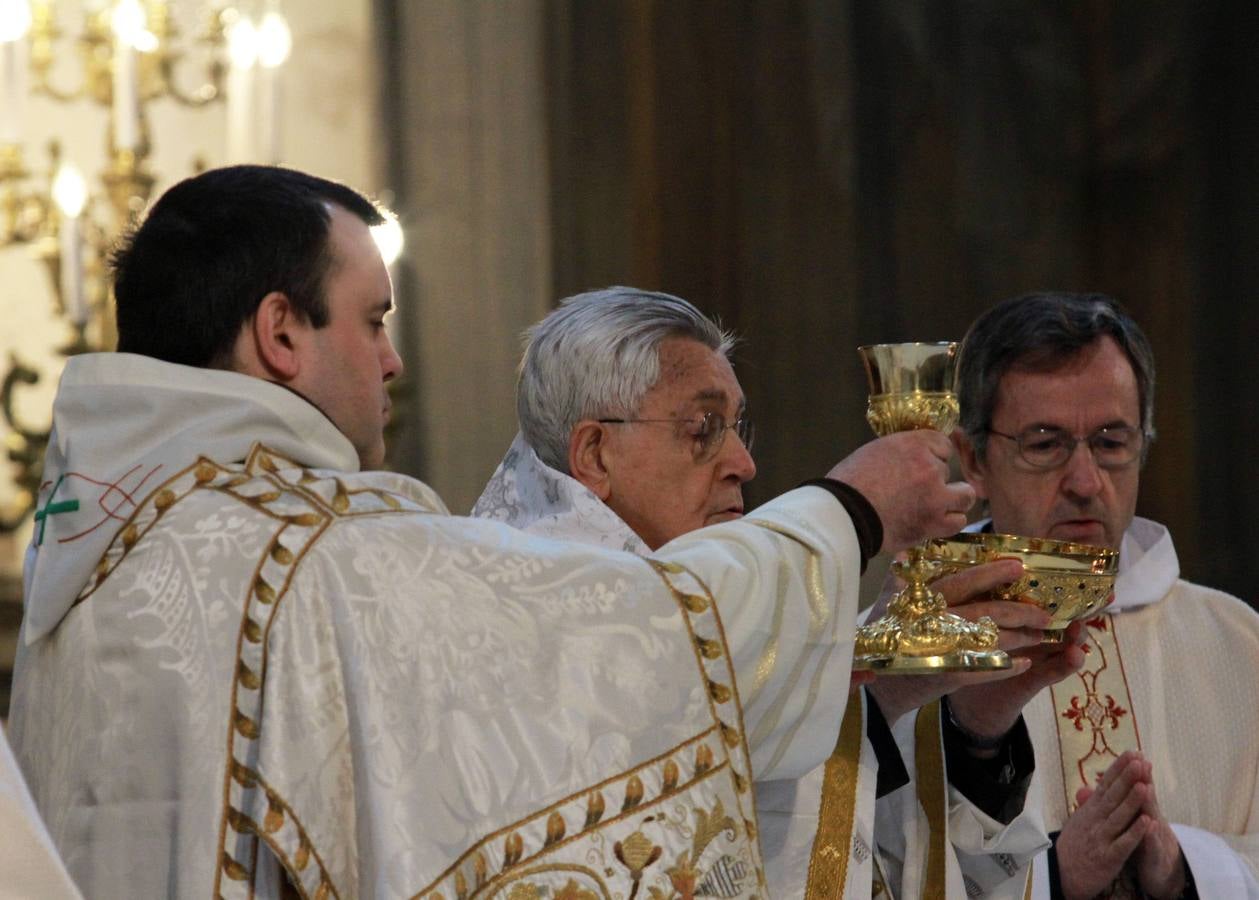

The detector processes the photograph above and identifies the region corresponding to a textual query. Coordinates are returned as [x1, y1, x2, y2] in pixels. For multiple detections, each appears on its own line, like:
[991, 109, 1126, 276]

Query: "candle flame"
[53, 164, 88, 218]
[257, 12, 291, 68]
[110, 0, 146, 46]
[0, 0, 32, 43]
[227, 17, 258, 69]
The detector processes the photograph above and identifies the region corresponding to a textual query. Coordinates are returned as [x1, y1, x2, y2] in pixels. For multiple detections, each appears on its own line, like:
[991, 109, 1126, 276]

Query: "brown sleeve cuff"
[797, 478, 884, 573]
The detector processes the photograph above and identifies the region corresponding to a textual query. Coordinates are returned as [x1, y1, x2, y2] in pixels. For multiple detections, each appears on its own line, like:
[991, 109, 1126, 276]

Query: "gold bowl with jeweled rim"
[923, 533, 1119, 637]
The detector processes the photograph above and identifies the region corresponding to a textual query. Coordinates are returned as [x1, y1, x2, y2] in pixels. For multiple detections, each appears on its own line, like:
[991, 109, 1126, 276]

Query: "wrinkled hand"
[1056, 752, 1152, 900]
[828, 431, 975, 554]
[865, 560, 1038, 727]
[1131, 775, 1186, 899]
[940, 562, 1088, 742]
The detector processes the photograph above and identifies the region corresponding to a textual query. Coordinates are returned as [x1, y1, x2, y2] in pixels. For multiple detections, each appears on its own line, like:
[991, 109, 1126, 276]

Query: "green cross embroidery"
[34, 474, 80, 546]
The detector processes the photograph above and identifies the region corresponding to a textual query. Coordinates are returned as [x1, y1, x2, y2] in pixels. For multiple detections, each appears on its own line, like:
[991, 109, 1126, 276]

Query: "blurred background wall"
[378, 1, 1258, 607]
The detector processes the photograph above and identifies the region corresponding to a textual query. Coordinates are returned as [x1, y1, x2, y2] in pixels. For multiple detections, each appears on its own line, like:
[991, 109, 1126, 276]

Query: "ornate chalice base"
[925, 533, 1118, 642]
[853, 549, 1011, 673]
[865, 391, 960, 437]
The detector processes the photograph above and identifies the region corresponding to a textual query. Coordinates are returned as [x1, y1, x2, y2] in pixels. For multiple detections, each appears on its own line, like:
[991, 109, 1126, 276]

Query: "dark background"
[378, 0, 1258, 604]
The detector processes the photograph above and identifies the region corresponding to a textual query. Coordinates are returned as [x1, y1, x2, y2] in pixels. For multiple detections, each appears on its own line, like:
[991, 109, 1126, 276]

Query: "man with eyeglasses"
[953, 292, 1259, 899]
[475, 286, 1059, 898]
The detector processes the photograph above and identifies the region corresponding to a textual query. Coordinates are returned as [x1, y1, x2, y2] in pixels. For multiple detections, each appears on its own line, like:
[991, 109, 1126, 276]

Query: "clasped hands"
[1055, 750, 1185, 900]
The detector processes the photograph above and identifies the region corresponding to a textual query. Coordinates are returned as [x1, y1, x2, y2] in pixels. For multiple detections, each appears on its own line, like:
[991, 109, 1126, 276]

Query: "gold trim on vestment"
[213, 444, 425, 899]
[804, 694, 866, 898]
[227, 770, 340, 900]
[210, 448, 342, 900]
[414, 728, 725, 897]
[415, 554, 767, 900]
[653, 559, 767, 877]
[484, 863, 613, 900]
[1049, 614, 1141, 813]
[914, 701, 947, 900]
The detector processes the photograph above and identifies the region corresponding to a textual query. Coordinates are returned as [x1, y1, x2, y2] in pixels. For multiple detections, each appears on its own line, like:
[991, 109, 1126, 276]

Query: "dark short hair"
[957, 292, 1156, 459]
[113, 165, 384, 367]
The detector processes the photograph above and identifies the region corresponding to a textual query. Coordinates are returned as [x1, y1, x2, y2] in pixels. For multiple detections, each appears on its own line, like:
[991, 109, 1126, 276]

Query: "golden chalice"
[852, 343, 1010, 673]
[924, 533, 1118, 641]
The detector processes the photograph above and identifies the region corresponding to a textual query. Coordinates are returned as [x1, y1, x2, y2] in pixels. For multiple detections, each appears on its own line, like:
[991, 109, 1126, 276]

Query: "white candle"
[0, 42, 18, 146]
[0, 0, 33, 146]
[257, 65, 279, 163]
[110, 0, 144, 152]
[60, 214, 86, 326]
[53, 164, 88, 327]
[226, 18, 257, 163]
[257, 12, 290, 164]
[112, 43, 138, 151]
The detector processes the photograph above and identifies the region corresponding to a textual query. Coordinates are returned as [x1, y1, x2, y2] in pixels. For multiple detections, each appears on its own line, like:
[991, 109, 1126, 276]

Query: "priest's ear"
[951, 429, 989, 501]
[237, 291, 310, 382]
[568, 421, 613, 501]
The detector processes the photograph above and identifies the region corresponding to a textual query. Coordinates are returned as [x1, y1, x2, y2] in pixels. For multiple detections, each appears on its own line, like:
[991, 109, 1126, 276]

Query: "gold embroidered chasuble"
[1015, 518, 1259, 899]
[10, 355, 868, 898]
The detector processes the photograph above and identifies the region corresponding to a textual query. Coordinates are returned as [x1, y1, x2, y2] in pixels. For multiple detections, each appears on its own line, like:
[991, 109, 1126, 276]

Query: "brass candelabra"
[0, 0, 291, 532]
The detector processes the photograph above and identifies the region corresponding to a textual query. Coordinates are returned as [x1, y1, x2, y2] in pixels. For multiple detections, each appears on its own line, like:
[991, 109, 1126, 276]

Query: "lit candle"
[53, 164, 89, 327]
[256, 11, 291, 164]
[110, 0, 145, 152]
[226, 17, 257, 163]
[0, 0, 33, 146]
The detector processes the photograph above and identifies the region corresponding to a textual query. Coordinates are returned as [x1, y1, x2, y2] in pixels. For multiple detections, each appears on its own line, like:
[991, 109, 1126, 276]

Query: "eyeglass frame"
[986, 424, 1146, 471]
[596, 410, 755, 463]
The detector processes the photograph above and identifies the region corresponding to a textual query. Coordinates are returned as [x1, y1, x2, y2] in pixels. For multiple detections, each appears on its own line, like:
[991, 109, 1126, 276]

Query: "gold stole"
[914, 701, 948, 900]
[804, 695, 867, 897]
[1048, 614, 1141, 812]
[803, 697, 951, 900]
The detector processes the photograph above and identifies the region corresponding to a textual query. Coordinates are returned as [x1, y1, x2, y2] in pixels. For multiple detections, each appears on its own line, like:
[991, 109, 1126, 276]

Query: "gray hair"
[518, 286, 736, 472]
[957, 291, 1157, 460]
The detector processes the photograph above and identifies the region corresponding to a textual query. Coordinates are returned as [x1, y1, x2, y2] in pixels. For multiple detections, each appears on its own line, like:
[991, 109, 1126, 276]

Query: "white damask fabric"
[1005, 518, 1259, 899]
[472, 432, 648, 555]
[476, 438, 1050, 898]
[10, 353, 863, 899]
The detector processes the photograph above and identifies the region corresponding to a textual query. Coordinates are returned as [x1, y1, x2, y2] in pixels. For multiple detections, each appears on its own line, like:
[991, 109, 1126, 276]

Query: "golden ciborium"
[925, 533, 1118, 641]
[852, 343, 1011, 673]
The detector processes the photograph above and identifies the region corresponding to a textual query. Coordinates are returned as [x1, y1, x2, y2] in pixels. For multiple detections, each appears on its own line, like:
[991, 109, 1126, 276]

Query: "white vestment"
[0, 724, 81, 899]
[10, 353, 867, 899]
[967, 518, 1259, 898]
[476, 435, 1049, 898]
